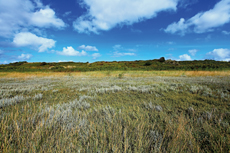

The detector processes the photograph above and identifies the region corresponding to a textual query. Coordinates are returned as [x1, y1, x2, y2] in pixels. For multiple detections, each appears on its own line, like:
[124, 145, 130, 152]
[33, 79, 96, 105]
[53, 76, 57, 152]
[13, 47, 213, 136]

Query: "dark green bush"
[40, 62, 47, 66]
[144, 61, 152, 66]
[159, 57, 165, 63]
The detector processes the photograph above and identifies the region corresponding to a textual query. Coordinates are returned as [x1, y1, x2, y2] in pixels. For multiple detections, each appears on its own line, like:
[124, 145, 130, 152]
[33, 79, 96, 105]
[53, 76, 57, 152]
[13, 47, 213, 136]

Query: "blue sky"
[0, 0, 230, 64]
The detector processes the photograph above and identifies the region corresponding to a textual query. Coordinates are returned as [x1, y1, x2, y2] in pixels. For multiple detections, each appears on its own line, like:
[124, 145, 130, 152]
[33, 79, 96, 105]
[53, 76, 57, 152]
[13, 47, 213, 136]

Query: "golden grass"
[184, 71, 230, 76]
[0, 70, 229, 78]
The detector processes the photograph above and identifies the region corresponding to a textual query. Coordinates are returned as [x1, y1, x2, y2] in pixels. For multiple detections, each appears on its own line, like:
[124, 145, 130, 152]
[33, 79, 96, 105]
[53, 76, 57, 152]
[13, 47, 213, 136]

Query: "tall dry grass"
[0, 75, 229, 152]
[184, 70, 230, 76]
[0, 70, 229, 79]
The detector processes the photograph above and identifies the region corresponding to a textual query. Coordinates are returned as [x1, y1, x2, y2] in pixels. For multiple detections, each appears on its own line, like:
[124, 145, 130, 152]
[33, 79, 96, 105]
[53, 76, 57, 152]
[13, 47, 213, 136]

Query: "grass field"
[0, 71, 230, 152]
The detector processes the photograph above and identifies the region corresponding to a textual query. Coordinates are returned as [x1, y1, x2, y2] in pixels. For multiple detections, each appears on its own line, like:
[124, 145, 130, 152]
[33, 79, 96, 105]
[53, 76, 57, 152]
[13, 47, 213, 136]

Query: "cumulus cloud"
[0, 0, 65, 37]
[206, 48, 230, 61]
[178, 54, 192, 61]
[165, 0, 230, 35]
[164, 18, 189, 35]
[78, 45, 98, 51]
[30, 7, 66, 28]
[57, 46, 87, 56]
[188, 49, 198, 56]
[73, 0, 178, 33]
[0, 0, 33, 37]
[92, 53, 101, 59]
[13, 32, 56, 52]
[17, 54, 33, 60]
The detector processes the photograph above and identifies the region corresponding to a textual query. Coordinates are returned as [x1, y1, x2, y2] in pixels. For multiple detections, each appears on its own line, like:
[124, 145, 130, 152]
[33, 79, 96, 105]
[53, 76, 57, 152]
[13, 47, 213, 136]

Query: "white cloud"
[73, 16, 98, 34]
[30, 7, 66, 28]
[222, 30, 230, 35]
[0, 0, 65, 37]
[113, 51, 136, 57]
[34, 0, 43, 8]
[78, 45, 98, 51]
[178, 0, 198, 8]
[0, 0, 33, 37]
[113, 44, 136, 52]
[73, 0, 178, 33]
[113, 45, 122, 50]
[18, 54, 32, 60]
[178, 54, 192, 61]
[165, 0, 230, 35]
[31, 28, 46, 36]
[164, 18, 189, 35]
[58, 60, 73, 63]
[92, 53, 101, 59]
[57, 46, 87, 56]
[63, 11, 72, 17]
[206, 48, 230, 61]
[13, 32, 56, 52]
[188, 49, 198, 56]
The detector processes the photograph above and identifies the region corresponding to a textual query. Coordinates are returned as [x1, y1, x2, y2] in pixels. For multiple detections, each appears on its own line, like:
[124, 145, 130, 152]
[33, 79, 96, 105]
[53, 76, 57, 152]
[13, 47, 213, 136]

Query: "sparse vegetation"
[118, 73, 124, 79]
[0, 73, 230, 152]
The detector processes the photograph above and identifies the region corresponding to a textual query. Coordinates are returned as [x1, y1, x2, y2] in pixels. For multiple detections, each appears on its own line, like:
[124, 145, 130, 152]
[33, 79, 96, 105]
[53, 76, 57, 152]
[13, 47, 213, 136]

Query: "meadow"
[0, 71, 230, 152]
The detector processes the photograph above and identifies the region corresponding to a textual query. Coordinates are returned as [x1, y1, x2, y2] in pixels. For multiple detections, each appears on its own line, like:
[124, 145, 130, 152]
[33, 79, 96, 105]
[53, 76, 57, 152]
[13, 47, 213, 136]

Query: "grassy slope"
[0, 73, 230, 152]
